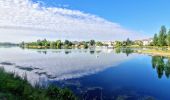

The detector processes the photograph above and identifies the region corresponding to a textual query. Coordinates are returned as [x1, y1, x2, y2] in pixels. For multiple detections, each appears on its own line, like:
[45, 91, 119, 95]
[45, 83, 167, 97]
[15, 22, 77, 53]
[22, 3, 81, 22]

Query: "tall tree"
[166, 30, 170, 46]
[158, 25, 167, 46]
[153, 33, 158, 46]
[115, 41, 122, 47]
[56, 40, 62, 49]
[37, 39, 42, 46]
[126, 38, 132, 46]
[89, 40, 95, 46]
[64, 40, 70, 45]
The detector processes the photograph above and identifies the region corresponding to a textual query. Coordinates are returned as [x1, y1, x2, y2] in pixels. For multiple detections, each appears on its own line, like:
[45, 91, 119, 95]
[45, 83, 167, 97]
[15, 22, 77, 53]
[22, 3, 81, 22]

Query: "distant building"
[134, 40, 143, 46]
[101, 41, 114, 48]
[134, 40, 142, 44]
[142, 38, 153, 46]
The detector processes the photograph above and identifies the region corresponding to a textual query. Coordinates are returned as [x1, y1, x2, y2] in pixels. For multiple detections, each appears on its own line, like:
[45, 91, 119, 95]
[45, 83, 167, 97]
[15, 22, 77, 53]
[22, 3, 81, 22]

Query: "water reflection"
[37, 51, 47, 54]
[1, 47, 170, 99]
[115, 48, 134, 56]
[152, 56, 170, 78]
[0, 47, 135, 84]
[35, 49, 102, 55]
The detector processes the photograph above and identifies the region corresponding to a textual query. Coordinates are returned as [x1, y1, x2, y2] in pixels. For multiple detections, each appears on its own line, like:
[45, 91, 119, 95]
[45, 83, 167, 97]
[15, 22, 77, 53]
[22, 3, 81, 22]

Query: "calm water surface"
[0, 47, 170, 100]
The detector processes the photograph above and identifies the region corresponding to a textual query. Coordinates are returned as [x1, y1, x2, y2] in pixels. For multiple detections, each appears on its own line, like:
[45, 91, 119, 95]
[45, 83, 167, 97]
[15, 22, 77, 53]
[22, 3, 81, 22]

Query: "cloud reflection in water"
[0, 47, 136, 84]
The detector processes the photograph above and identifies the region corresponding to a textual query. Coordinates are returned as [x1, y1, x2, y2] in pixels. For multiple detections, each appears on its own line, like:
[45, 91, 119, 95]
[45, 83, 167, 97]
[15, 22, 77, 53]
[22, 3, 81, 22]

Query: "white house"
[142, 38, 153, 46]
[101, 41, 114, 48]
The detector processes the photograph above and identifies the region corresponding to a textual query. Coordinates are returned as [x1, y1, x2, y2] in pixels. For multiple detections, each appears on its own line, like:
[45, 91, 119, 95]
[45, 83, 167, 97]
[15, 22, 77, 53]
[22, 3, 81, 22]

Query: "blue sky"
[33, 0, 170, 35]
[0, 0, 169, 42]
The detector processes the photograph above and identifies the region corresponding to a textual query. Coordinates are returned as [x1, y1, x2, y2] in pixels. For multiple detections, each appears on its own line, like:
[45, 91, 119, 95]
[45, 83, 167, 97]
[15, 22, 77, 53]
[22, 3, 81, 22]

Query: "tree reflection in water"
[115, 48, 134, 56]
[152, 56, 170, 78]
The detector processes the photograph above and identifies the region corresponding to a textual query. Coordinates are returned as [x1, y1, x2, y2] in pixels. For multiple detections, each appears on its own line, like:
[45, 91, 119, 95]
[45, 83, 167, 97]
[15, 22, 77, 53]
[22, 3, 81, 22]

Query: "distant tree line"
[114, 38, 134, 47]
[0, 42, 18, 46]
[20, 39, 97, 49]
[152, 25, 170, 47]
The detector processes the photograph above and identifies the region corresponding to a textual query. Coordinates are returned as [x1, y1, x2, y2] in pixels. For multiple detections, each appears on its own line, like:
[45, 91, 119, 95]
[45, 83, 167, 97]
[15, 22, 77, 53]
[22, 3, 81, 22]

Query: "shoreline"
[11, 45, 170, 57]
[136, 49, 170, 57]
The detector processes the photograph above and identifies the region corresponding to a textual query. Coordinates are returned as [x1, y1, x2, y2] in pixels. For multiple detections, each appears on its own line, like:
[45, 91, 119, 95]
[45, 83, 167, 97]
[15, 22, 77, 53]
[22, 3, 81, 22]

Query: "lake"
[0, 47, 170, 100]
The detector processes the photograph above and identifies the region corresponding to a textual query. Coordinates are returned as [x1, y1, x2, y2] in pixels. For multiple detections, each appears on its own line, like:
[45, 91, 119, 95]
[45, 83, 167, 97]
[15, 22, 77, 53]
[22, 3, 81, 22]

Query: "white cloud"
[0, 0, 147, 42]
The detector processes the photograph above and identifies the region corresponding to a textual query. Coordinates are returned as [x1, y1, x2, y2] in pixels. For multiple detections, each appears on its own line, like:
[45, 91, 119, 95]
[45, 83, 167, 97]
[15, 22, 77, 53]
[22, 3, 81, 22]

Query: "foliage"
[21, 39, 97, 49]
[81, 41, 88, 49]
[126, 38, 132, 46]
[166, 30, 170, 46]
[158, 25, 167, 46]
[0, 68, 77, 100]
[135, 41, 143, 46]
[89, 40, 95, 46]
[115, 41, 122, 47]
[151, 25, 170, 47]
[96, 41, 103, 46]
[153, 33, 158, 46]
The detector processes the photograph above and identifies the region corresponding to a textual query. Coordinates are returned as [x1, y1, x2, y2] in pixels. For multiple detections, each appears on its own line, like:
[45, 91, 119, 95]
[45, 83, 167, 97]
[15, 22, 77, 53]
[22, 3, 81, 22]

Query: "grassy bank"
[137, 49, 170, 57]
[0, 67, 77, 100]
[115, 46, 170, 57]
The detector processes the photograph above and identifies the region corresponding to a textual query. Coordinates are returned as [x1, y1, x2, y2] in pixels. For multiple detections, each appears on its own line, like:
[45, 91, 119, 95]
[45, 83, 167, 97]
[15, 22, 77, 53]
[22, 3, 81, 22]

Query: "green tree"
[82, 41, 88, 49]
[42, 39, 47, 46]
[64, 40, 69, 45]
[153, 33, 158, 46]
[137, 41, 143, 46]
[166, 30, 170, 46]
[50, 42, 56, 48]
[126, 38, 132, 46]
[37, 40, 42, 46]
[56, 40, 62, 49]
[158, 26, 167, 46]
[96, 41, 103, 46]
[89, 40, 95, 46]
[115, 41, 122, 47]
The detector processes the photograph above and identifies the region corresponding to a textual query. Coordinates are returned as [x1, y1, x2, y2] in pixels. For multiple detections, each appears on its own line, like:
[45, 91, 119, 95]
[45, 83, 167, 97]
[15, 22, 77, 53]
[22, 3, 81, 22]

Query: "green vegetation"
[19, 25, 170, 50]
[21, 39, 98, 49]
[137, 49, 170, 56]
[166, 30, 170, 46]
[135, 25, 170, 56]
[89, 40, 95, 46]
[158, 26, 167, 46]
[153, 34, 158, 46]
[115, 25, 170, 48]
[0, 68, 77, 100]
[152, 25, 170, 47]
[115, 38, 138, 48]
[0, 42, 18, 47]
[96, 41, 103, 46]
[115, 41, 122, 47]
[22, 38, 144, 49]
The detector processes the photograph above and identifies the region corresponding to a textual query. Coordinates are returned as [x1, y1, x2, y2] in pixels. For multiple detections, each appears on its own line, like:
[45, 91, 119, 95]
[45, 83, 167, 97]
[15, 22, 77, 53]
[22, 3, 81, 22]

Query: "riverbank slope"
[0, 67, 77, 100]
